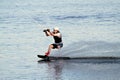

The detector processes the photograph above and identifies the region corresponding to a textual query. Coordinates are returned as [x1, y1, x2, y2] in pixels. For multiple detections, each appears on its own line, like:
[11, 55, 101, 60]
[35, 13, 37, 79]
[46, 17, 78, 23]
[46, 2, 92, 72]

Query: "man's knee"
[49, 44, 53, 48]
[57, 46, 60, 49]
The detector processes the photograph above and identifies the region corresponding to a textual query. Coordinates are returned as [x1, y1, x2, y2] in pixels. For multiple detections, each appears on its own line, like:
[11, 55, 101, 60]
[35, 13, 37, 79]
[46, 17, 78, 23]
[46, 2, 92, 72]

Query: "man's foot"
[45, 52, 50, 56]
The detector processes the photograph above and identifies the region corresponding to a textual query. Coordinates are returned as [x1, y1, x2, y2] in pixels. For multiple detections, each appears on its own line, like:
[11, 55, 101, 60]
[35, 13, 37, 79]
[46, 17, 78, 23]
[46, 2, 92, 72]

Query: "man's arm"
[43, 29, 61, 37]
[49, 32, 61, 37]
[44, 29, 55, 36]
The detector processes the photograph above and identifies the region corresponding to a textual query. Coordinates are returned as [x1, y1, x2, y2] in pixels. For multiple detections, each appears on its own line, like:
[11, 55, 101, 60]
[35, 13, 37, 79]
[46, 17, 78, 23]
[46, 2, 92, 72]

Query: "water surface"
[0, 0, 120, 80]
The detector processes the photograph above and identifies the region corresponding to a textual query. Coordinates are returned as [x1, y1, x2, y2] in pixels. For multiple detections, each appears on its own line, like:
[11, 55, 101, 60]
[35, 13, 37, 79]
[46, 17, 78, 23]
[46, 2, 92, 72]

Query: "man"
[43, 27, 63, 59]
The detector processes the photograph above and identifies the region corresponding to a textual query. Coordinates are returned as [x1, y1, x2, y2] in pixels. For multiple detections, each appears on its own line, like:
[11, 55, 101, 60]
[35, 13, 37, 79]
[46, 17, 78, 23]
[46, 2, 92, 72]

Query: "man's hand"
[43, 29, 47, 32]
[43, 29, 50, 32]
[43, 29, 51, 36]
[46, 29, 50, 32]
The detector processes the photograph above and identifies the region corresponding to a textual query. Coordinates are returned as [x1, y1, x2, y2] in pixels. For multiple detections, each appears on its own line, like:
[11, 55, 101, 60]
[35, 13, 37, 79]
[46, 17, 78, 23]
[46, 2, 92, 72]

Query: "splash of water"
[52, 41, 120, 57]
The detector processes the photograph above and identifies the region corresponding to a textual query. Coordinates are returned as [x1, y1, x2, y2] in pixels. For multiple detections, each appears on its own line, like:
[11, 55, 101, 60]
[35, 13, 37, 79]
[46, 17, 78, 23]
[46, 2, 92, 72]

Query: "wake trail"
[51, 41, 120, 57]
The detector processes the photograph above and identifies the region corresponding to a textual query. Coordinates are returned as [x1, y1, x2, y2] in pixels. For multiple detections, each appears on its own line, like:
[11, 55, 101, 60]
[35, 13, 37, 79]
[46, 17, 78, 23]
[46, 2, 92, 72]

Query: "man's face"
[53, 29, 57, 33]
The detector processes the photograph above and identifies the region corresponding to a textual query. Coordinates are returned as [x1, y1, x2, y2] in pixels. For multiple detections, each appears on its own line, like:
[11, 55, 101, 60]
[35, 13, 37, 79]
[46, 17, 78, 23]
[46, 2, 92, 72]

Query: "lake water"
[0, 0, 120, 80]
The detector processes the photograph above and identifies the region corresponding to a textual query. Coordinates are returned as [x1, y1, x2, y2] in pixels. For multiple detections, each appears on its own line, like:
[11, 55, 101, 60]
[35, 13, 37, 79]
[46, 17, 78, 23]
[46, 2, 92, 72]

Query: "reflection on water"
[38, 60, 120, 80]
[38, 60, 64, 80]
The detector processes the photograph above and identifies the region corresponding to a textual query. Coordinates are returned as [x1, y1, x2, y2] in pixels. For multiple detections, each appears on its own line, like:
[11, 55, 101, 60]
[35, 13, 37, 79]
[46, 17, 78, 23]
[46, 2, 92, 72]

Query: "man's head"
[53, 27, 59, 33]
[53, 27, 59, 31]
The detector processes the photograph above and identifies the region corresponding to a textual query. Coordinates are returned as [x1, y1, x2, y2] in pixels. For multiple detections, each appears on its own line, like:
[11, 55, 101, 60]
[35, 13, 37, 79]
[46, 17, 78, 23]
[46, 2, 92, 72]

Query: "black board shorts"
[52, 42, 63, 49]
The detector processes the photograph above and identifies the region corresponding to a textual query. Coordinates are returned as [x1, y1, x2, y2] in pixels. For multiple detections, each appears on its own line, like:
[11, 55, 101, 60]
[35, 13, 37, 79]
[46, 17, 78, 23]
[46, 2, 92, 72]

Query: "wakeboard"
[37, 55, 70, 61]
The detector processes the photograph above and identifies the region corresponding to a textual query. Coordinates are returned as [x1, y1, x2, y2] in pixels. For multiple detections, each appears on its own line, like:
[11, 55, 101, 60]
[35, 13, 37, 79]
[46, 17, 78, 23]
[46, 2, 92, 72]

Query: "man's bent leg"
[45, 44, 53, 56]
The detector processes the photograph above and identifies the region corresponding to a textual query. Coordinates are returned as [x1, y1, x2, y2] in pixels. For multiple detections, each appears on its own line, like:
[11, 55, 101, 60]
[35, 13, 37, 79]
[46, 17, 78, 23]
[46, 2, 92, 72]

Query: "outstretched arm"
[43, 29, 61, 37]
